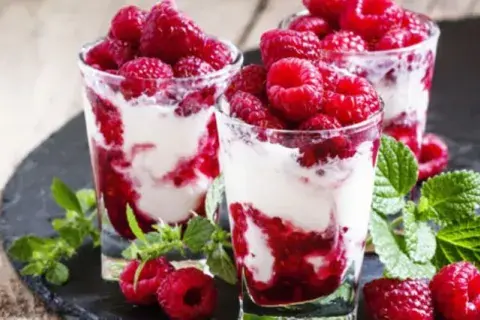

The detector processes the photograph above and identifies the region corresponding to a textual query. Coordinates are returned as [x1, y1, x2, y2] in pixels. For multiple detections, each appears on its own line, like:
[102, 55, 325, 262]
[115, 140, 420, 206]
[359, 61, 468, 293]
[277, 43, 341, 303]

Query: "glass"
[216, 98, 384, 319]
[280, 11, 440, 159]
[78, 39, 243, 280]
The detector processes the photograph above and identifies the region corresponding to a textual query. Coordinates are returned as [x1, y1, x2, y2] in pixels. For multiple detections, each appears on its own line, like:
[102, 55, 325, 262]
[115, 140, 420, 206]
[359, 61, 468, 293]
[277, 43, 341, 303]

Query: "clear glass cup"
[216, 98, 384, 319]
[78, 39, 243, 280]
[280, 11, 440, 159]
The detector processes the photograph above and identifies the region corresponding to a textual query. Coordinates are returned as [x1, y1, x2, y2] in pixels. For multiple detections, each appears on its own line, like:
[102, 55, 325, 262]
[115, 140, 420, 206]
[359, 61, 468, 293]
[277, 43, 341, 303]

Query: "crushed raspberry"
[299, 113, 341, 130]
[340, 0, 403, 41]
[323, 74, 380, 125]
[260, 29, 322, 69]
[230, 203, 347, 305]
[230, 91, 286, 129]
[375, 28, 429, 50]
[302, 0, 347, 25]
[110, 5, 147, 44]
[364, 278, 434, 320]
[319, 30, 368, 52]
[402, 10, 430, 35]
[119, 57, 174, 98]
[195, 38, 233, 71]
[119, 258, 174, 305]
[289, 15, 332, 39]
[157, 268, 217, 320]
[418, 133, 449, 181]
[225, 64, 267, 101]
[173, 56, 215, 78]
[266, 58, 324, 122]
[176, 87, 216, 117]
[140, 1, 205, 63]
[430, 262, 480, 320]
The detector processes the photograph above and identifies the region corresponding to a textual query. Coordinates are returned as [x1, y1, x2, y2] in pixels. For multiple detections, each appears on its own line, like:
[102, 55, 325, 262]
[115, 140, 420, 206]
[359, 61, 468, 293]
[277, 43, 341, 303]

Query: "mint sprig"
[371, 136, 480, 280]
[8, 179, 99, 285]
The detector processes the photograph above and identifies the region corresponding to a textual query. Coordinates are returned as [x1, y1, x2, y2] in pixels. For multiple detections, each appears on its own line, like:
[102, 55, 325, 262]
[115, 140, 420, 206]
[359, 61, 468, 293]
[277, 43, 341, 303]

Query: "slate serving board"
[1, 18, 480, 319]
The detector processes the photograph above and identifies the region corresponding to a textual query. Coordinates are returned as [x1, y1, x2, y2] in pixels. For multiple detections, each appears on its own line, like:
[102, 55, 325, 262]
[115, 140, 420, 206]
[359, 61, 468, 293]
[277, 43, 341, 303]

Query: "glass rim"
[279, 10, 441, 57]
[78, 37, 244, 83]
[215, 97, 384, 136]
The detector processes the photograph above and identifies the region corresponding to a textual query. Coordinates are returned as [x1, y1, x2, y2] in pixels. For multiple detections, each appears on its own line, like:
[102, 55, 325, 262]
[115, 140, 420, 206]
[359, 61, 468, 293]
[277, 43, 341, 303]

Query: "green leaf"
[56, 226, 84, 248]
[403, 202, 436, 263]
[76, 189, 96, 212]
[8, 236, 47, 262]
[242, 315, 277, 320]
[372, 136, 418, 215]
[51, 178, 82, 213]
[433, 217, 480, 269]
[133, 260, 146, 292]
[206, 245, 237, 285]
[45, 262, 69, 285]
[370, 211, 436, 280]
[21, 262, 45, 276]
[419, 171, 480, 225]
[126, 205, 146, 242]
[205, 174, 225, 222]
[122, 244, 139, 260]
[183, 217, 216, 253]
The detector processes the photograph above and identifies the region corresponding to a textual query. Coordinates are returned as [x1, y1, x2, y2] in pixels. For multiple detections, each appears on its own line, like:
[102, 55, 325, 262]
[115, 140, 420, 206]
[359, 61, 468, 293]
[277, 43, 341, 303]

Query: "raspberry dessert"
[78, 0, 242, 279]
[279, 0, 444, 177]
[217, 57, 383, 318]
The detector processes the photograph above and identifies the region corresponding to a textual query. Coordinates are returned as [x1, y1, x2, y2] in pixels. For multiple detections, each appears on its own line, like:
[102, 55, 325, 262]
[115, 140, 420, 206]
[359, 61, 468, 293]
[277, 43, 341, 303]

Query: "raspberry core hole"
[184, 287, 203, 306]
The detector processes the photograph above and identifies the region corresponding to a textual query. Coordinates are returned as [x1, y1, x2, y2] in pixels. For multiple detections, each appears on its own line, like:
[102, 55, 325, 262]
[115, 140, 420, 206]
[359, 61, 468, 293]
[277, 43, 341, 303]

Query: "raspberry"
[323, 75, 380, 125]
[110, 5, 147, 44]
[266, 58, 324, 122]
[375, 28, 428, 50]
[230, 92, 285, 129]
[86, 89, 123, 146]
[364, 278, 434, 320]
[402, 11, 430, 35]
[311, 60, 340, 90]
[106, 38, 137, 67]
[430, 262, 480, 320]
[340, 0, 403, 41]
[319, 30, 368, 52]
[225, 65, 267, 101]
[302, 0, 347, 25]
[176, 87, 216, 117]
[119, 57, 174, 98]
[195, 38, 233, 71]
[85, 39, 135, 70]
[418, 133, 449, 181]
[289, 15, 332, 39]
[299, 113, 341, 130]
[260, 29, 322, 69]
[157, 268, 217, 320]
[173, 56, 214, 78]
[119, 258, 174, 305]
[140, 1, 205, 63]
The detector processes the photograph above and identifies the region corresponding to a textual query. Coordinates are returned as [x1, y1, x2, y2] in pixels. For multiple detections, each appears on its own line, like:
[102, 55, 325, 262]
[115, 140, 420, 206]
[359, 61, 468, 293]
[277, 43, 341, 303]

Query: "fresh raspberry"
[430, 262, 480, 320]
[418, 133, 449, 181]
[176, 87, 216, 117]
[289, 15, 332, 39]
[375, 28, 428, 50]
[299, 113, 341, 130]
[140, 1, 205, 64]
[266, 58, 324, 122]
[260, 29, 322, 69]
[302, 0, 347, 25]
[323, 75, 380, 125]
[340, 0, 403, 41]
[110, 5, 147, 44]
[384, 121, 422, 158]
[119, 258, 174, 305]
[402, 11, 430, 35]
[173, 56, 214, 78]
[106, 38, 137, 67]
[230, 92, 285, 129]
[157, 268, 217, 320]
[225, 65, 267, 101]
[119, 57, 174, 98]
[311, 60, 340, 90]
[85, 39, 135, 70]
[364, 278, 434, 320]
[319, 30, 368, 52]
[194, 38, 233, 71]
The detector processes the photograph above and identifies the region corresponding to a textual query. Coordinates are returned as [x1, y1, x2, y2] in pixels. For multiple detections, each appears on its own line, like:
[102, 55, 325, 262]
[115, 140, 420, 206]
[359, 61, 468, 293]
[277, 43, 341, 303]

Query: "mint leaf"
[433, 218, 480, 269]
[133, 260, 146, 292]
[21, 262, 45, 276]
[373, 136, 418, 215]
[76, 189, 96, 212]
[51, 178, 82, 213]
[242, 315, 277, 320]
[184, 217, 215, 253]
[55, 225, 84, 248]
[45, 262, 69, 285]
[205, 174, 225, 222]
[122, 244, 139, 260]
[419, 171, 480, 225]
[206, 244, 237, 285]
[370, 211, 436, 279]
[8, 236, 47, 262]
[403, 202, 436, 263]
[126, 205, 146, 242]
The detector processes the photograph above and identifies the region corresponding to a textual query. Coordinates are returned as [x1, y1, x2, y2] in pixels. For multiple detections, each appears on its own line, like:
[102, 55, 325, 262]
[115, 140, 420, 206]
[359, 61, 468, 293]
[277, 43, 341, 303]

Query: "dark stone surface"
[1, 17, 480, 319]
